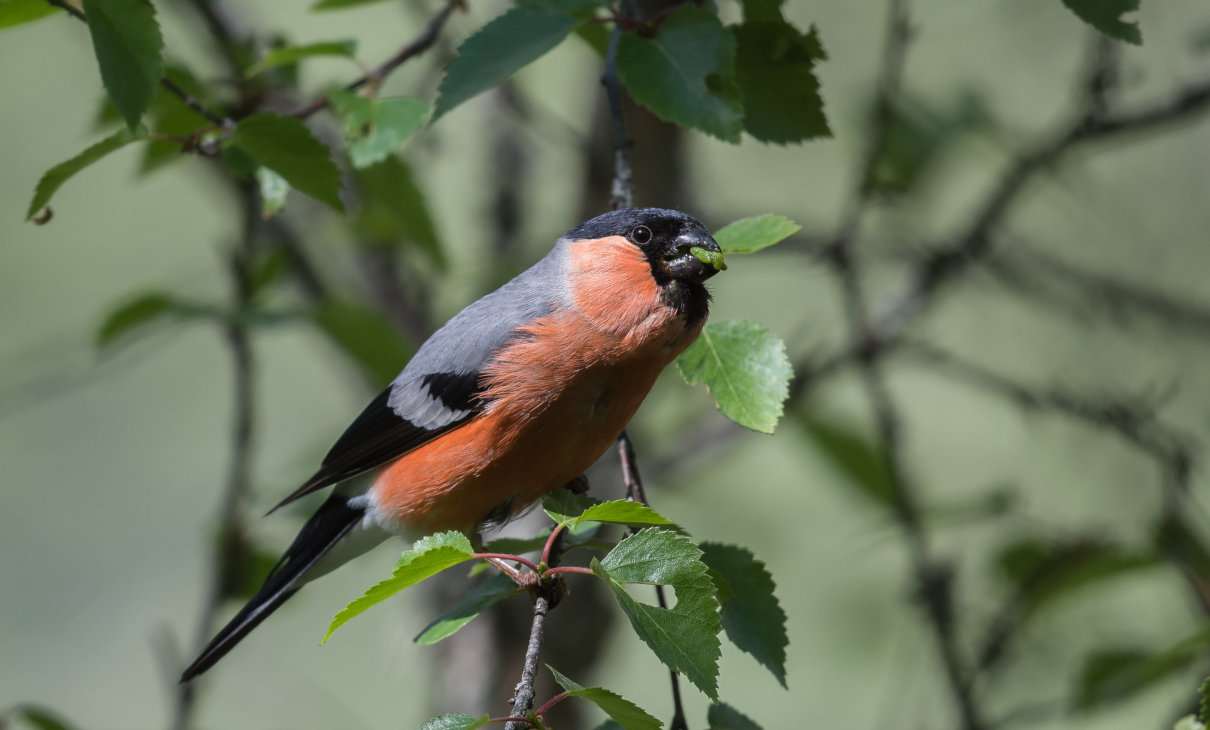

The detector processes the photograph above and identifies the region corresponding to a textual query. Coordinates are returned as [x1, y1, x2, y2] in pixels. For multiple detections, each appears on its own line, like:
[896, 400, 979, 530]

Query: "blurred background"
[4, 1, 1210, 728]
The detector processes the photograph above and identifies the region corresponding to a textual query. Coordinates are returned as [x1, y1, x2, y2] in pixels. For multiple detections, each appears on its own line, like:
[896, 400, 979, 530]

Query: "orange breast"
[371, 237, 704, 534]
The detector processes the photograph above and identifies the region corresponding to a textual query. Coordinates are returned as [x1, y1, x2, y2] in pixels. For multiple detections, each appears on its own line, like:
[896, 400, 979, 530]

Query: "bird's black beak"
[664, 232, 725, 282]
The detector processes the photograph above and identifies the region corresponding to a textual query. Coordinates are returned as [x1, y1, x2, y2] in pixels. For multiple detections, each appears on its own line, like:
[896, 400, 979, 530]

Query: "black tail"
[179, 496, 363, 683]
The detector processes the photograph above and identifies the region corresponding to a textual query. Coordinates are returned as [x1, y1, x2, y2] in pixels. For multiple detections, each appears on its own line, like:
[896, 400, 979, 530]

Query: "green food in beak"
[689, 246, 727, 271]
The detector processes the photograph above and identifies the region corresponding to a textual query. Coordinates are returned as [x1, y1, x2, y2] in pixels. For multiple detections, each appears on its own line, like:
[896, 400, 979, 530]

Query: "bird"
[179, 207, 724, 682]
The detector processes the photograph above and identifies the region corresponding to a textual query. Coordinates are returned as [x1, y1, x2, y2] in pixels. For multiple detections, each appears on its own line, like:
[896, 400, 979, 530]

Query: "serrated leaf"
[1060, 0, 1141, 45]
[418, 713, 491, 730]
[676, 320, 792, 434]
[312, 298, 414, 384]
[433, 5, 579, 120]
[83, 0, 164, 130]
[330, 92, 429, 168]
[246, 39, 357, 77]
[230, 113, 343, 211]
[594, 528, 721, 698]
[1074, 627, 1210, 710]
[713, 214, 801, 255]
[96, 291, 177, 348]
[0, 0, 59, 29]
[707, 703, 762, 730]
[326, 531, 474, 641]
[734, 21, 829, 144]
[617, 7, 743, 142]
[572, 500, 673, 529]
[543, 490, 600, 525]
[26, 126, 145, 220]
[548, 666, 662, 730]
[256, 167, 288, 219]
[137, 65, 214, 175]
[354, 156, 445, 268]
[414, 573, 519, 645]
[700, 543, 787, 687]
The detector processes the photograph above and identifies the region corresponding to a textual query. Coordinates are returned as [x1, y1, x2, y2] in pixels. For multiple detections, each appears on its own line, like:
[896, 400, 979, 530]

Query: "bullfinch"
[180, 207, 723, 681]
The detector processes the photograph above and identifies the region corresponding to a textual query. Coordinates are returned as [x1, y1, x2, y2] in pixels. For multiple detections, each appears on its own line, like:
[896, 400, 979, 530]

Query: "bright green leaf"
[0, 0, 59, 29]
[433, 5, 580, 120]
[543, 490, 600, 525]
[594, 528, 722, 698]
[83, 0, 164, 130]
[312, 298, 414, 384]
[707, 703, 762, 730]
[617, 7, 743, 142]
[1060, 0, 1141, 45]
[414, 573, 519, 645]
[700, 543, 787, 687]
[354, 156, 445, 269]
[572, 500, 674, 529]
[26, 126, 145, 220]
[548, 666, 662, 730]
[734, 20, 829, 144]
[246, 39, 358, 77]
[256, 167, 289, 219]
[230, 113, 343, 211]
[326, 531, 474, 641]
[330, 92, 429, 168]
[418, 713, 491, 730]
[1074, 626, 1210, 710]
[713, 214, 801, 255]
[676, 320, 792, 434]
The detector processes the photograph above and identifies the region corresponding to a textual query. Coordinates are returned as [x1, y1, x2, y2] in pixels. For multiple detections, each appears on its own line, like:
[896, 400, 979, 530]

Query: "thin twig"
[602, 23, 632, 211]
[46, 0, 233, 128]
[504, 529, 566, 730]
[289, 0, 461, 119]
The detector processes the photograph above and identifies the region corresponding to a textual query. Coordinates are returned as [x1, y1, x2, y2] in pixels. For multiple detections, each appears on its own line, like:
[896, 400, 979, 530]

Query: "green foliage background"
[3, 1, 1210, 728]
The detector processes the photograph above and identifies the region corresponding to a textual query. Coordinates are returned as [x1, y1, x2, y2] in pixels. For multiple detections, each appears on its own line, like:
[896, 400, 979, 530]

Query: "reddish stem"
[540, 524, 566, 566]
[533, 690, 571, 717]
[543, 566, 595, 578]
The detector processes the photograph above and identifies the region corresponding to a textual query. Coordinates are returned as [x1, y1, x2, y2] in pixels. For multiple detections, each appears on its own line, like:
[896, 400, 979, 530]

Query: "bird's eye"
[630, 225, 652, 245]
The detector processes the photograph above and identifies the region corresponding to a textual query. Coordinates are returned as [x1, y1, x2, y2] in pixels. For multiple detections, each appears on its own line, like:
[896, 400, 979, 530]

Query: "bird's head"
[565, 208, 725, 286]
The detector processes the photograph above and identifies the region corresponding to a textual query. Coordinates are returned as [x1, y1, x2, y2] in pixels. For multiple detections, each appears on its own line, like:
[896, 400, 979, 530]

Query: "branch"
[503, 536, 565, 730]
[46, 0, 234, 128]
[172, 186, 260, 730]
[289, 0, 461, 119]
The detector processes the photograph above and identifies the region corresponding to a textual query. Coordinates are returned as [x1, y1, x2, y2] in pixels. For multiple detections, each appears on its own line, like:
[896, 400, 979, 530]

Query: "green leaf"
[326, 531, 474, 641]
[330, 92, 429, 169]
[1060, 0, 1141, 45]
[617, 7, 743, 142]
[700, 543, 787, 687]
[311, 0, 391, 10]
[96, 291, 176, 348]
[246, 40, 358, 77]
[26, 126, 145, 220]
[676, 320, 792, 434]
[433, 5, 580, 120]
[230, 113, 343, 211]
[548, 667, 662, 730]
[1201, 676, 1210, 724]
[481, 534, 549, 555]
[994, 538, 1159, 618]
[869, 90, 995, 195]
[418, 714, 491, 730]
[572, 500, 674, 529]
[594, 528, 722, 698]
[542, 490, 600, 525]
[734, 20, 829, 144]
[137, 65, 214, 175]
[312, 298, 414, 384]
[354, 156, 445, 268]
[713, 214, 801, 255]
[793, 411, 897, 508]
[1073, 627, 1210, 710]
[83, 0, 164, 130]
[0, 0, 59, 29]
[256, 167, 289, 219]
[414, 573, 519, 645]
[707, 703, 762, 730]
